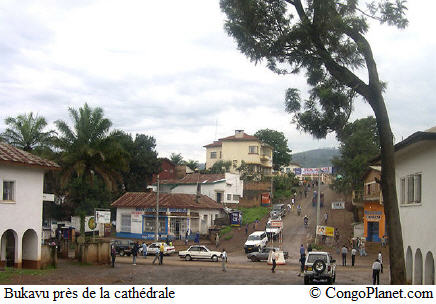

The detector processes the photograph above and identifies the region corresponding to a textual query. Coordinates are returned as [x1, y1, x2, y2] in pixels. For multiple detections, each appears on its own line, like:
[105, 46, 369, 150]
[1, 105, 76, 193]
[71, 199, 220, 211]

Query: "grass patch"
[238, 206, 271, 225]
[0, 267, 54, 283]
[223, 233, 233, 240]
[219, 225, 232, 237]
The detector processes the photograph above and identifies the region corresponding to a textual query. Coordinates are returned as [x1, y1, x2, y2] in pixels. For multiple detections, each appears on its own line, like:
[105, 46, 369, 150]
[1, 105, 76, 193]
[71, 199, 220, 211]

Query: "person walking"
[378, 251, 383, 273]
[152, 250, 159, 265]
[271, 249, 278, 273]
[185, 230, 189, 245]
[324, 212, 328, 225]
[372, 259, 382, 284]
[132, 241, 139, 265]
[221, 248, 227, 272]
[159, 242, 165, 265]
[110, 244, 116, 268]
[245, 224, 248, 235]
[142, 242, 147, 259]
[298, 253, 306, 276]
[351, 247, 357, 266]
[341, 245, 348, 266]
[299, 244, 305, 258]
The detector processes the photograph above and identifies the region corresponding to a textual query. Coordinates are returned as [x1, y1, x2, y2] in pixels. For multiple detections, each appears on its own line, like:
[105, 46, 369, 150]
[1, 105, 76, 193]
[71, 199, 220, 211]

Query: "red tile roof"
[203, 141, 222, 148]
[111, 192, 224, 210]
[219, 132, 259, 141]
[159, 173, 225, 185]
[0, 142, 60, 170]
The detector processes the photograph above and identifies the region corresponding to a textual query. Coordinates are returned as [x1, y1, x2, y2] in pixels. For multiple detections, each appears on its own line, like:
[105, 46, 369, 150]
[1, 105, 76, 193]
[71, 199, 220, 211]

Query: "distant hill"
[292, 148, 339, 168]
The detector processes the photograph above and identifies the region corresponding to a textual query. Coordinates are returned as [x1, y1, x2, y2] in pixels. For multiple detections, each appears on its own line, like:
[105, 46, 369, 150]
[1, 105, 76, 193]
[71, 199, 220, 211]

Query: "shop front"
[363, 202, 386, 242]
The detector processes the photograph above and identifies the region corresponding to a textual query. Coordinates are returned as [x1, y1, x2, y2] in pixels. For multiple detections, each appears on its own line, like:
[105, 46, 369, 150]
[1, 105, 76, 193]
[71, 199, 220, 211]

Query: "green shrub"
[238, 206, 270, 225]
[223, 233, 233, 240]
[219, 226, 232, 237]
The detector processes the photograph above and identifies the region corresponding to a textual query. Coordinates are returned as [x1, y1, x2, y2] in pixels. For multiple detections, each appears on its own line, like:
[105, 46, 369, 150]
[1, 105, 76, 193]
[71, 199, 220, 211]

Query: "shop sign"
[316, 225, 335, 237]
[331, 201, 345, 209]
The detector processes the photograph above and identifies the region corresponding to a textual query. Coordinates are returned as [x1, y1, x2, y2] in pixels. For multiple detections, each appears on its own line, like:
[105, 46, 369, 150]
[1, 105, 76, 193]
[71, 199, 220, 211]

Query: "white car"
[178, 245, 221, 262]
[304, 251, 336, 284]
[244, 231, 268, 253]
[144, 242, 175, 256]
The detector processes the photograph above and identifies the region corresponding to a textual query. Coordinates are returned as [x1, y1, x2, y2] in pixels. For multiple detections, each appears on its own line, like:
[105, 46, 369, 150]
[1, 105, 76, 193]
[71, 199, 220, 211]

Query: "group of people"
[110, 241, 167, 268]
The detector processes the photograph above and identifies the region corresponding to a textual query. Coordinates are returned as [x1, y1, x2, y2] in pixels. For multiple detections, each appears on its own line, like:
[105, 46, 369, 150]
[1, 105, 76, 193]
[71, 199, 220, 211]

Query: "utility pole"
[155, 174, 159, 241]
[315, 168, 321, 244]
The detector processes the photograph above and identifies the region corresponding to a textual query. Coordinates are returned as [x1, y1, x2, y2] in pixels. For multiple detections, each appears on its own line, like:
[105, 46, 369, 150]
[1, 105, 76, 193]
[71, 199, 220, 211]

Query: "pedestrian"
[216, 233, 220, 248]
[378, 251, 383, 273]
[152, 250, 159, 265]
[298, 253, 306, 276]
[372, 259, 382, 285]
[110, 244, 116, 268]
[185, 230, 189, 245]
[245, 224, 248, 235]
[132, 241, 138, 265]
[341, 245, 348, 266]
[271, 249, 278, 273]
[381, 235, 386, 248]
[159, 242, 165, 265]
[304, 190, 307, 198]
[351, 247, 357, 266]
[221, 248, 227, 272]
[299, 244, 305, 258]
[142, 242, 147, 259]
[307, 243, 312, 253]
[324, 212, 328, 225]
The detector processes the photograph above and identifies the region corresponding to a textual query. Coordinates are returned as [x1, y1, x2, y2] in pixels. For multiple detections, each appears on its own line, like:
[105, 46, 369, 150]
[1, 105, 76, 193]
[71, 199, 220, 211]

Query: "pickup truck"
[112, 239, 135, 256]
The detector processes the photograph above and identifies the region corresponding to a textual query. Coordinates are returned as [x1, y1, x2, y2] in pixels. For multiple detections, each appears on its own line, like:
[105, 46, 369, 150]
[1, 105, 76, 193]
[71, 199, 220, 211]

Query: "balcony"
[352, 188, 383, 207]
[260, 154, 271, 162]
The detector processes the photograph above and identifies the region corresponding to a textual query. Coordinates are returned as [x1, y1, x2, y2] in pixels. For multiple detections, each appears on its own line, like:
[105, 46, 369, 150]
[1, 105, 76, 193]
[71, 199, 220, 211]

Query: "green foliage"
[254, 129, 292, 170]
[223, 233, 234, 240]
[238, 206, 270, 225]
[169, 153, 184, 165]
[0, 112, 55, 152]
[0, 267, 54, 283]
[184, 159, 200, 171]
[273, 173, 300, 202]
[220, 0, 408, 138]
[206, 160, 232, 174]
[331, 116, 380, 194]
[219, 225, 232, 237]
[236, 160, 263, 181]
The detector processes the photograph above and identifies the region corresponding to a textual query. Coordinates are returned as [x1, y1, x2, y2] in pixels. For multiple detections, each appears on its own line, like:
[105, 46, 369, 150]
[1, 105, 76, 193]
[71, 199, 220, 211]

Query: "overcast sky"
[0, 0, 434, 163]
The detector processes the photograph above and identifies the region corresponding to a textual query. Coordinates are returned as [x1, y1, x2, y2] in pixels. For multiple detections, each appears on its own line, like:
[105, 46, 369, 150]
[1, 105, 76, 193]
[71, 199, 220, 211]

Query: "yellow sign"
[316, 225, 335, 237]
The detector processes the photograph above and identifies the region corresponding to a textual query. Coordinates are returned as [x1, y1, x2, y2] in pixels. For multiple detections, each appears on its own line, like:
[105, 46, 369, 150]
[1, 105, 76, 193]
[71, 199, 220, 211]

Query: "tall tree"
[112, 131, 160, 191]
[332, 116, 380, 193]
[184, 159, 200, 171]
[220, 0, 408, 283]
[55, 103, 128, 234]
[255, 128, 292, 170]
[169, 153, 184, 165]
[1, 112, 55, 152]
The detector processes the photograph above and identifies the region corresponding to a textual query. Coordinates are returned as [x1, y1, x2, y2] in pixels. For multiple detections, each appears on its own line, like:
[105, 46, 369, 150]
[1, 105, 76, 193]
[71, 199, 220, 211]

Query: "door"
[175, 221, 180, 239]
[216, 192, 222, 204]
[367, 222, 380, 242]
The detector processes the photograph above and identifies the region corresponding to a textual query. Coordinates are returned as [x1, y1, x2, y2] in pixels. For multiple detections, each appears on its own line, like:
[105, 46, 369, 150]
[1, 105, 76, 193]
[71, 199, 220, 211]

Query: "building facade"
[153, 173, 243, 205]
[394, 129, 436, 284]
[0, 142, 59, 269]
[112, 192, 224, 240]
[204, 130, 273, 176]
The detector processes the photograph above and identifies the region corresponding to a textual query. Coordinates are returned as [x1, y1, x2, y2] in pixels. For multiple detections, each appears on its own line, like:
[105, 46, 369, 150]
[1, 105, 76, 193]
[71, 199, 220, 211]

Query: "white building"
[112, 192, 224, 239]
[152, 173, 243, 205]
[395, 128, 436, 284]
[0, 142, 59, 269]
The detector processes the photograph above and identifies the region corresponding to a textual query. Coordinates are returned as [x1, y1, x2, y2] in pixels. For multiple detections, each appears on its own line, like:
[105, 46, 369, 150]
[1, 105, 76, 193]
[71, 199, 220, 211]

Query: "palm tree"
[55, 103, 128, 234]
[1, 112, 55, 152]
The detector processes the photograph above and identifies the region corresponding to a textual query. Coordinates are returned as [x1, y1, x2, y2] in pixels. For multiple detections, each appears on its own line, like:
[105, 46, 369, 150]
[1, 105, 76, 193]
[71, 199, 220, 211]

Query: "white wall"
[0, 165, 45, 263]
[395, 141, 436, 284]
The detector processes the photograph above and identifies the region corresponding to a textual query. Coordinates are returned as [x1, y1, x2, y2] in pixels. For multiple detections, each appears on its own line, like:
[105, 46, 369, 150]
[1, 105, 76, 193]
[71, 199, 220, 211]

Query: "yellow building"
[204, 130, 273, 176]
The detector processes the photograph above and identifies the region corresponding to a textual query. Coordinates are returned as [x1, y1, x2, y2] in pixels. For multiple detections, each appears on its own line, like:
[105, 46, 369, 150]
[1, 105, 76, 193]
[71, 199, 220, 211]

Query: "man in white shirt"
[372, 259, 382, 284]
[351, 248, 357, 266]
[378, 251, 383, 273]
[221, 249, 227, 272]
[271, 249, 278, 273]
[341, 245, 348, 266]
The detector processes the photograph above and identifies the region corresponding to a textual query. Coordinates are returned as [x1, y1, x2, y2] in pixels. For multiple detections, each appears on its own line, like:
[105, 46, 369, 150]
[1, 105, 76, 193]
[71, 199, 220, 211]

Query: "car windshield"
[307, 254, 328, 263]
[272, 205, 282, 210]
[247, 235, 261, 241]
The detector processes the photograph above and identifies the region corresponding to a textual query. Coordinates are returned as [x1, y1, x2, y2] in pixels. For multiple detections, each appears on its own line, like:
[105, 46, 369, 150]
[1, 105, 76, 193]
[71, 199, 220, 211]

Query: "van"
[244, 231, 268, 253]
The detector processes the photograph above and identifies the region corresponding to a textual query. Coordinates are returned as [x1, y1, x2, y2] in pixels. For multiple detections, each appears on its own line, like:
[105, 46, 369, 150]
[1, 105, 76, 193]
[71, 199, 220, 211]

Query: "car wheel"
[185, 255, 192, 261]
[327, 277, 333, 284]
[212, 255, 218, 262]
[250, 256, 257, 262]
[119, 251, 125, 257]
[313, 259, 326, 274]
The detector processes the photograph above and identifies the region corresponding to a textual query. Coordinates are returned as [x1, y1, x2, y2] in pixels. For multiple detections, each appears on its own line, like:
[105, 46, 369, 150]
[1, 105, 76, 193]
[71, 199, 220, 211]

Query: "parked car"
[304, 251, 336, 284]
[143, 242, 176, 256]
[178, 245, 221, 262]
[244, 231, 268, 253]
[112, 239, 135, 256]
[247, 247, 288, 262]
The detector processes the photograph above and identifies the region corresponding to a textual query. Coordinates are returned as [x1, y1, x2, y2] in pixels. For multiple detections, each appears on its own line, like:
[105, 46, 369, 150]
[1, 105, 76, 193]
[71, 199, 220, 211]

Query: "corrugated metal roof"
[111, 192, 224, 210]
[0, 142, 60, 170]
[159, 173, 225, 185]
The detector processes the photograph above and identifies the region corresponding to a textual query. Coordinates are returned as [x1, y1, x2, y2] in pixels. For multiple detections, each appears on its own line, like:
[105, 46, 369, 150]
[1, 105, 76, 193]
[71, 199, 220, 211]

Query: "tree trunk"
[370, 90, 406, 284]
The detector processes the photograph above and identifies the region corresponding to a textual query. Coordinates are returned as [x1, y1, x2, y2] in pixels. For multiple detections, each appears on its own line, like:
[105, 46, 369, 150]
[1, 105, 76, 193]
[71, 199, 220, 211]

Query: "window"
[403, 173, 422, 205]
[121, 214, 131, 232]
[233, 194, 240, 201]
[227, 194, 231, 201]
[400, 178, 405, 204]
[210, 152, 217, 159]
[143, 217, 166, 233]
[3, 181, 15, 201]
[249, 146, 258, 154]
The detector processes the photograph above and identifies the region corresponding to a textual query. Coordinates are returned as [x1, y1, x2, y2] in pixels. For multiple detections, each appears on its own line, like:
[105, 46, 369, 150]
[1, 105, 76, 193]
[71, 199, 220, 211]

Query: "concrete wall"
[395, 141, 436, 284]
